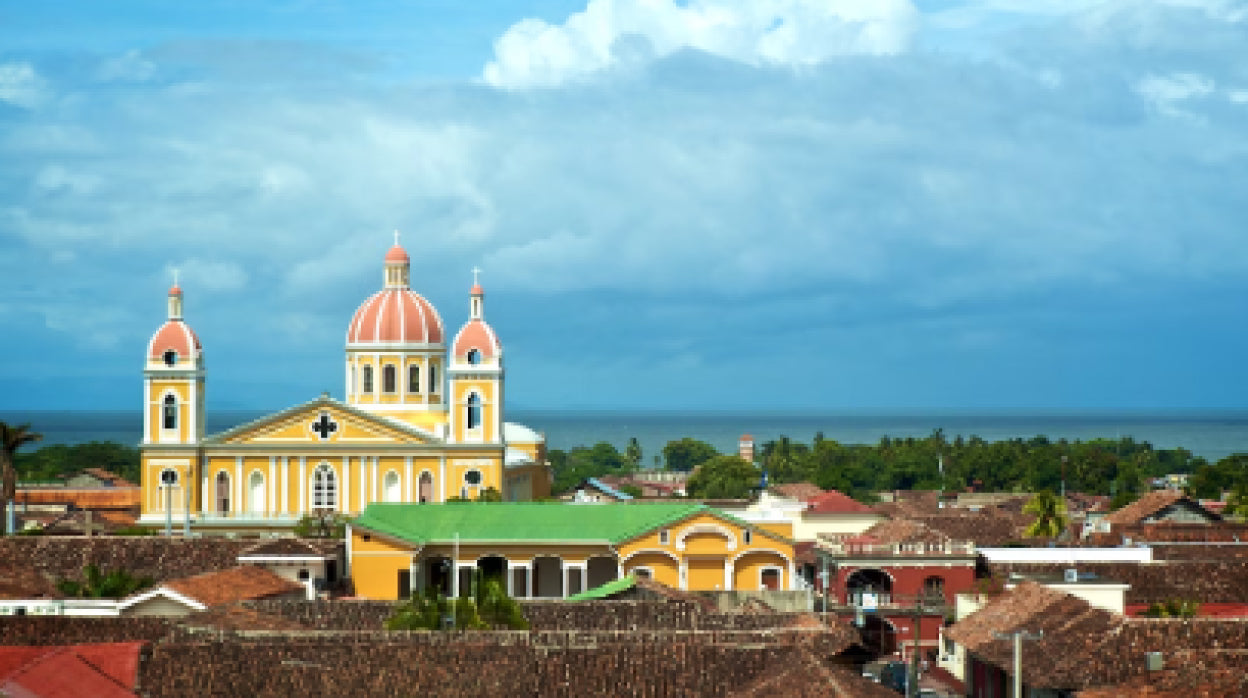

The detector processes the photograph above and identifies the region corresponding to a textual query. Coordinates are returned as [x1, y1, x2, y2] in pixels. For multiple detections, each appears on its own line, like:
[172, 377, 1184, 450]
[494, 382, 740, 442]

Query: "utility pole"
[907, 596, 940, 698]
[994, 629, 1043, 698]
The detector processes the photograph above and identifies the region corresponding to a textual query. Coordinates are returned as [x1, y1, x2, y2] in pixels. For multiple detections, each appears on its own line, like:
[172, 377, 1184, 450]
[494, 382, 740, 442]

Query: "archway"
[846, 568, 893, 606]
[424, 555, 453, 597]
[586, 556, 619, 590]
[532, 556, 564, 598]
[477, 555, 508, 590]
[860, 615, 898, 657]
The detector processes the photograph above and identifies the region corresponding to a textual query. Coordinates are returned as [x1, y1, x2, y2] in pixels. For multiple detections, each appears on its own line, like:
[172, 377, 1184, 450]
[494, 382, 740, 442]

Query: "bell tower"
[449, 268, 504, 445]
[143, 277, 205, 446]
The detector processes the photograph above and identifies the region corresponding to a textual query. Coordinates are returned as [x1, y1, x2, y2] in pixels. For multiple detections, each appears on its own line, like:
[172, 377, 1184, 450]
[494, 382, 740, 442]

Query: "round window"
[464, 470, 482, 486]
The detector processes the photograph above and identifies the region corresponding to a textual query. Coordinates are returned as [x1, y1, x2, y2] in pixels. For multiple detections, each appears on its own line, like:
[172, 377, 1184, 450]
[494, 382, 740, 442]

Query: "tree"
[662, 438, 718, 472]
[385, 572, 527, 631]
[625, 437, 643, 470]
[1, 422, 42, 535]
[293, 510, 349, 538]
[1023, 490, 1068, 538]
[56, 564, 153, 598]
[476, 486, 503, 502]
[686, 455, 759, 499]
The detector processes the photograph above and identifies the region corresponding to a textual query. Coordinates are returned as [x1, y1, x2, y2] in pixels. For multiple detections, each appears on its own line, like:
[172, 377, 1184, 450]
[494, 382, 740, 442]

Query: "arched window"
[923, 575, 946, 603]
[162, 394, 177, 430]
[362, 365, 373, 393]
[428, 363, 438, 393]
[408, 365, 420, 393]
[419, 471, 433, 503]
[466, 393, 482, 430]
[467, 349, 481, 365]
[249, 471, 265, 513]
[383, 364, 396, 393]
[163, 350, 177, 366]
[383, 471, 401, 503]
[312, 463, 337, 510]
[215, 471, 230, 514]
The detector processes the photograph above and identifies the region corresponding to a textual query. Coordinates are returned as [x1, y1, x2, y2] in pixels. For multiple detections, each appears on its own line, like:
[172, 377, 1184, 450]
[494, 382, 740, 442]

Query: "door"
[397, 569, 411, 599]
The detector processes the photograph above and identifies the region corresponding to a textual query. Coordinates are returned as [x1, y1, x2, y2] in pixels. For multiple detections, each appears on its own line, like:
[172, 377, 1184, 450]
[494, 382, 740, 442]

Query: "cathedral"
[137, 237, 551, 531]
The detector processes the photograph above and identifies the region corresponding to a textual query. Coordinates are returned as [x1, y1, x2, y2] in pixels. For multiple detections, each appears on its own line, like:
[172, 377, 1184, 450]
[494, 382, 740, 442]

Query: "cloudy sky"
[1, 0, 1246, 413]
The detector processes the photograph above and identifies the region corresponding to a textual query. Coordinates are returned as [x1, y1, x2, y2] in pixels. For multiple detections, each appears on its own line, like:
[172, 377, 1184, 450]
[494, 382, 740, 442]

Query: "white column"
[439, 455, 447, 503]
[188, 382, 198, 443]
[142, 380, 152, 444]
[268, 457, 276, 515]
[525, 563, 533, 598]
[234, 457, 243, 514]
[404, 457, 413, 503]
[341, 456, 351, 514]
[724, 560, 733, 591]
[298, 457, 307, 513]
[278, 457, 287, 514]
[506, 563, 517, 597]
[366, 457, 376, 504]
[787, 560, 795, 591]
[359, 456, 368, 511]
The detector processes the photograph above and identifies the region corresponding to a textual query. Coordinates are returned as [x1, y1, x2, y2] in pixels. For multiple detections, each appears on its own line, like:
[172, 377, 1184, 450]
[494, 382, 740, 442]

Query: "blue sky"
[1, 0, 1246, 413]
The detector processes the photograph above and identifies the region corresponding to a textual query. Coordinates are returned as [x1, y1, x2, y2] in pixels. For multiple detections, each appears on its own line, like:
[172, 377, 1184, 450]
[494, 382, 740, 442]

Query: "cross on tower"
[311, 413, 338, 440]
[472, 266, 481, 285]
[394, 229, 401, 246]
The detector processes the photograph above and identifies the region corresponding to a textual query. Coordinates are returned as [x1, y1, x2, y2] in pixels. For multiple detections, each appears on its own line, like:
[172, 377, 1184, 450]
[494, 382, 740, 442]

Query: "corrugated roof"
[353, 502, 791, 547]
[355, 502, 711, 544]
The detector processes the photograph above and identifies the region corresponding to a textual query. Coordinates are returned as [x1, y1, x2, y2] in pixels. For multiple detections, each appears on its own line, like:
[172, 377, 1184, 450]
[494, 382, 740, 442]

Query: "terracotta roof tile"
[239, 538, 336, 558]
[806, 490, 874, 515]
[0, 642, 144, 698]
[163, 565, 304, 607]
[1103, 490, 1217, 526]
[769, 483, 825, 502]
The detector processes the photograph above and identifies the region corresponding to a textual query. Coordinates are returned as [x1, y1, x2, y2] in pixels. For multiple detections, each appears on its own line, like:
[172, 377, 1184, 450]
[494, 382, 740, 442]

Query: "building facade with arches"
[137, 238, 550, 531]
[348, 503, 796, 600]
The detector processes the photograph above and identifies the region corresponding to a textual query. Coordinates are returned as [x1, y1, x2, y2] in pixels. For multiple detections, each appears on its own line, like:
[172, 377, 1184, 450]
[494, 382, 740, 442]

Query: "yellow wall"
[617, 511, 794, 592]
[450, 379, 498, 443]
[620, 552, 680, 588]
[350, 529, 413, 599]
[148, 380, 192, 443]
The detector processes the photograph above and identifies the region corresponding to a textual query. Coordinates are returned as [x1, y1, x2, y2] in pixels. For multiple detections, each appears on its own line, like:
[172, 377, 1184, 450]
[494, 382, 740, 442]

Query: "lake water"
[4, 410, 1247, 464]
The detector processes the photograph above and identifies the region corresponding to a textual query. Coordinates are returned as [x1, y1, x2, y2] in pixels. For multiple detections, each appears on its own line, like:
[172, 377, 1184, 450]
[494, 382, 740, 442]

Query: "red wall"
[834, 562, 977, 604]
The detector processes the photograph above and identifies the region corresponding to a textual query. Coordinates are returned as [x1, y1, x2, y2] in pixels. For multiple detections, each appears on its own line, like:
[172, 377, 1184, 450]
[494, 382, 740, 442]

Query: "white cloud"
[0, 62, 49, 109]
[96, 50, 157, 83]
[484, 0, 920, 88]
[166, 259, 248, 294]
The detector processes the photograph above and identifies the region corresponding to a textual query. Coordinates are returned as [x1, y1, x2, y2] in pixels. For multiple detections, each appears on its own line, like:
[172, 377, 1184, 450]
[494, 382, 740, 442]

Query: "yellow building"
[138, 237, 550, 532]
[348, 502, 796, 600]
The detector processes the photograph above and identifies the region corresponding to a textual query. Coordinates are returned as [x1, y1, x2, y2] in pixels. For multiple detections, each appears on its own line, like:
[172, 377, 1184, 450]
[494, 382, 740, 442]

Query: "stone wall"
[0, 617, 175, 645]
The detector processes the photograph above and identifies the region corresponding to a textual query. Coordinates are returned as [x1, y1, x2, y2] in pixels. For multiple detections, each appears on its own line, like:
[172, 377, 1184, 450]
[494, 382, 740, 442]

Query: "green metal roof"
[353, 502, 715, 545]
[566, 575, 637, 601]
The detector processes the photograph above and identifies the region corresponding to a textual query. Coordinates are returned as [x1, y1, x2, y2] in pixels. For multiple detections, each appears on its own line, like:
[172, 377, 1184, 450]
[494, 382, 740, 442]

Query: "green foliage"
[1142, 599, 1200, 618]
[686, 455, 759, 499]
[385, 573, 527, 631]
[56, 564, 153, 599]
[549, 441, 634, 494]
[618, 483, 643, 498]
[476, 486, 503, 502]
[1023, 490, 1068, 538]
[662, 438, 718, 472]
[293, 511, 350, 538]
[12, 440, 137, 486]
[625, 437, 643, 470]
[2, 422, 44, 535]
[1187, 453, 1248, 500]
[112, 525, 157, 536]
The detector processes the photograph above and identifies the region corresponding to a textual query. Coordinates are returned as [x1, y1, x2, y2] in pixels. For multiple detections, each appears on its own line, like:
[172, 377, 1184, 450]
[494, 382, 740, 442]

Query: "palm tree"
[56, 564, 153, 598]
[1, 421, 42, 536]
[1023, 489, 1068, 538]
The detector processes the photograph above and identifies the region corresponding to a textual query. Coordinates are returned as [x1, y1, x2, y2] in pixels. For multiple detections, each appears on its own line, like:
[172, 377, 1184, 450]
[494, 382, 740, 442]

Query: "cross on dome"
[394, 229, 400, 246]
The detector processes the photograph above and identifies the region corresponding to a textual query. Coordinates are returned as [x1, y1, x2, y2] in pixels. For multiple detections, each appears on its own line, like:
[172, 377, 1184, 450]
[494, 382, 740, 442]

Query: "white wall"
[978, 547, 1152, 564]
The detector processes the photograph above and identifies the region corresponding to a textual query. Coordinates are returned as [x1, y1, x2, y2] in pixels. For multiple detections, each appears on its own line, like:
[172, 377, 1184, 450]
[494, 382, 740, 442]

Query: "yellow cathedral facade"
[137, 237, 551, 531]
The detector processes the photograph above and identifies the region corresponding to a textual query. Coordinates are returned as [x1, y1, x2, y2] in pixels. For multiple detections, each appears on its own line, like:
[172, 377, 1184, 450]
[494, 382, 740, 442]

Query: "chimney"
[738, 434, 755, 463]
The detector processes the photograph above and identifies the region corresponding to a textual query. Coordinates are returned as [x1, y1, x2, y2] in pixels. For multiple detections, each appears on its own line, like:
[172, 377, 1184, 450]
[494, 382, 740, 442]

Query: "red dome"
[147, 320, 201, 361]
[453, 319, 501, 360]
[384, 245, 410, 264]
[347, 288, 444, 345]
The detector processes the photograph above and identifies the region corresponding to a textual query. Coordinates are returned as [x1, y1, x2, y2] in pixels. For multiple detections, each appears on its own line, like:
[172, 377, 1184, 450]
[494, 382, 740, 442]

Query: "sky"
[1, 0, 1247, 413]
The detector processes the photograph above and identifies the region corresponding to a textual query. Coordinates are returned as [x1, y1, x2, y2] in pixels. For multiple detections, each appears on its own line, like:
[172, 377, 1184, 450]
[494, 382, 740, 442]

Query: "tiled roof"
[163, 565, 304, 607]
[354, 502, 790, 547]
[730, 646, 899, 698]
[238, 538, 337, 559]
[82, 468, 137, 487]
[184, 604, 311, 632]
[855, 518, 949, 546]
[805, 490, 874, 515]
[0, 642, 144, 698]
[0, 567, 60, 600]
[769, 483, 825, 502]
[914, 511, 1030, 546]
[988, 561, 1248, 604]
[1103, 490, 1217, 526]
[1076, 649, 1248, 697]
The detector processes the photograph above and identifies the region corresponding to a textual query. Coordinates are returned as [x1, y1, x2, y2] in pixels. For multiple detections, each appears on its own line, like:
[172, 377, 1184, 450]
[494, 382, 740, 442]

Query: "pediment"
[205, 398, 438, 446]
